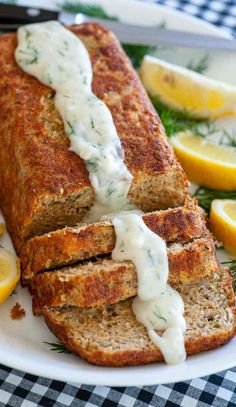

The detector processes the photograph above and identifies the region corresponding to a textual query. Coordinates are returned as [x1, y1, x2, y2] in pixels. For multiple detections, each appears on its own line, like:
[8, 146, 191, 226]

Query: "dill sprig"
[44, 341, 72, 354]
[221, 259, 236, 290]
[150, 96, 207, 137]
[60, 1, 154, 68]
[186, 54, 209, 74]
[61, 1, 117, 20]
[149, 97, 236, 144]
[123, 22, 166, 69]
[196, 122, 236, 147]
[218, 129, 236, 147]
[194, 187, 236, 213]
[123, 44, 156, 69]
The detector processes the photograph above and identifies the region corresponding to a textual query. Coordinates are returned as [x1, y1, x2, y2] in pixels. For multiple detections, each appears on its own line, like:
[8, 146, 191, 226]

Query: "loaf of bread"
[0, 23, 188, 251]
[1, 22, 234, 368]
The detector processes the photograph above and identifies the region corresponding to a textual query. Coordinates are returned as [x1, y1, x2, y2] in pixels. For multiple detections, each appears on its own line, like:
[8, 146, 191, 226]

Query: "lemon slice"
[140, 55, 236, 119]
[0, 248, 20, 304]
[210, 200, 236, 256]
[0, 223, 6, 236]
[172, 132, 236, 190]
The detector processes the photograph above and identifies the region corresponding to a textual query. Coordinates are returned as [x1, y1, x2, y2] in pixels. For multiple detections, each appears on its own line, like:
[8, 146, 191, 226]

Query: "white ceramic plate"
[0, 0, 235, 387]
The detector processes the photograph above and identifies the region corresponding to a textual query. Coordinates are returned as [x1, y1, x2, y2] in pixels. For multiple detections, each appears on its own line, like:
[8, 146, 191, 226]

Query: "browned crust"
[0, 24, 188, 251]
[21, 200, 207, 282]
[44, 320, 236, 367]
[43, 269, 236, 367]
[32, 236, 218, 315]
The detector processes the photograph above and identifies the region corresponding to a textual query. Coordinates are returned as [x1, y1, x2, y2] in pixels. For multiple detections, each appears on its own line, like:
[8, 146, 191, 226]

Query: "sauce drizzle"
[15, 21, 186, 364]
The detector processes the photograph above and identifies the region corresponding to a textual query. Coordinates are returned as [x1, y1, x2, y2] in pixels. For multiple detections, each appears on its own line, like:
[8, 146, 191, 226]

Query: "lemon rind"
[211, 199, 236, 228]
[173, 134, 236, 168]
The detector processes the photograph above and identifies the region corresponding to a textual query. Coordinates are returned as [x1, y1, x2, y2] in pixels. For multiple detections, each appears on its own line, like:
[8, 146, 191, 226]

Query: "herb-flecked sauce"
[15, 21, 186, 364]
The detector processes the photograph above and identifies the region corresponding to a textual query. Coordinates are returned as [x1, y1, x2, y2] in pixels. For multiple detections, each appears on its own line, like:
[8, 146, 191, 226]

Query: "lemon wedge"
[140, 55, 236, 119]
[0, 223, 6, 236]
[210, 199, 236, 256]
[172, 132, 236, 190]
[0, 248, 20, 304]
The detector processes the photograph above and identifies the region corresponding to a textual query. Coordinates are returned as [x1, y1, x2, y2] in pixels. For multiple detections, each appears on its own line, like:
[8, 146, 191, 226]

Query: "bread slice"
[43, 268, 236, 366]
[0, 23, 188, 251]
[32, 236, 218, 315]
[21, 201, 207, 283]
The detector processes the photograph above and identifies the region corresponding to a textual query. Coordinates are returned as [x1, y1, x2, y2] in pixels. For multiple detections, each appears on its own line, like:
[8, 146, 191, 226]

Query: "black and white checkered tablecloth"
[0, 1, 236, 406]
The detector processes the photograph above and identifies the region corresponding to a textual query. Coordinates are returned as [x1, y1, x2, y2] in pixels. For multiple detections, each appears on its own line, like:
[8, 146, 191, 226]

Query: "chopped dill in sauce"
[15, 21, 187, 365]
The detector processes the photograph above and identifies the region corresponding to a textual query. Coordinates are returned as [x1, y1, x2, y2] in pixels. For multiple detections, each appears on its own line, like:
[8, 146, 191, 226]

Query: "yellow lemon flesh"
[140, 55, 236, 119]
[210, 200, 236, 256]
[0, 224, 6, 236]
[172, 132, 236, 190]
[0, 248, 20, 304]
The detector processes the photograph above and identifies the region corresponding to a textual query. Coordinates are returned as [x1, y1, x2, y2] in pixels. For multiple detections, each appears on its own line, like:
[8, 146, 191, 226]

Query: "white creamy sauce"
[15, 21, 133, 220]
[111, 213, 186, 364]
[15, 21, 186, 364]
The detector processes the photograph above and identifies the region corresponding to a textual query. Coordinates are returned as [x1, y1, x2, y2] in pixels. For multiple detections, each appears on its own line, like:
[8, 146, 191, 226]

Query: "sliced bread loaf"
[21, 201, 207, 284]
[43, 268, 236, 366]
[32, 236, 218, 315]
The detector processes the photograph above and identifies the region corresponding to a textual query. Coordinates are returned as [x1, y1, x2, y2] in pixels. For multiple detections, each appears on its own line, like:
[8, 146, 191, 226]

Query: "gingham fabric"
[0, 364, 236, 406]
[155, 0, 236, 35]
[0, 1, 236, 406]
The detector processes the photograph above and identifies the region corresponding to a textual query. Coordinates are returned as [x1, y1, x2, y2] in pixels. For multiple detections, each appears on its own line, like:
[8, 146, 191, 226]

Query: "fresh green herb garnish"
[154, 305, 167, 322]
[67, 120, 76, 135]
[61, 1, 118, 20]
[153, 311, 167, 323]
[149, 96, 236, 143]
[195, 122, 236, 147]
[44, 341, 72, 354]
[90, 118, 95, 129]
[1, 0, 17, 4]
[106, 183, 116, 198]
[87, 158, 99, 173]
[186, 54, 209, 74]
[24, 29, 32, 40]
[147, 249, 155, 266]
[221, 259, 236, 291]
[18, 48, 38, 65]
[194, 187, 236, 213]
[150, 96, 207, 137]
[61, 1, 154, 68]
[58, 49, 66, 57]
[218, 129, 236, 147]
[124, 22, 167, 68]
[123, 44, 155, 69]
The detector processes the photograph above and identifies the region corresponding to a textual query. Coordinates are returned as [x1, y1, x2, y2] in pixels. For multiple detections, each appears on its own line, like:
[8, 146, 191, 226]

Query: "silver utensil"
[0, 3, 235, 51]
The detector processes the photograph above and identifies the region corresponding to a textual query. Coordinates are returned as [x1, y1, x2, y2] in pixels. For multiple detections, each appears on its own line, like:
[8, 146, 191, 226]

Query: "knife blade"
[0, 3, 235, 51]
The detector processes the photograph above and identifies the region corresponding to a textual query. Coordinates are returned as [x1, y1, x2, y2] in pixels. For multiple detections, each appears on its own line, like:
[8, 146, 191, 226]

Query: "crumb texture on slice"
[43, 269, 236, 366]
[20, 200, 207, 283]
[31, 236, 217, 315]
